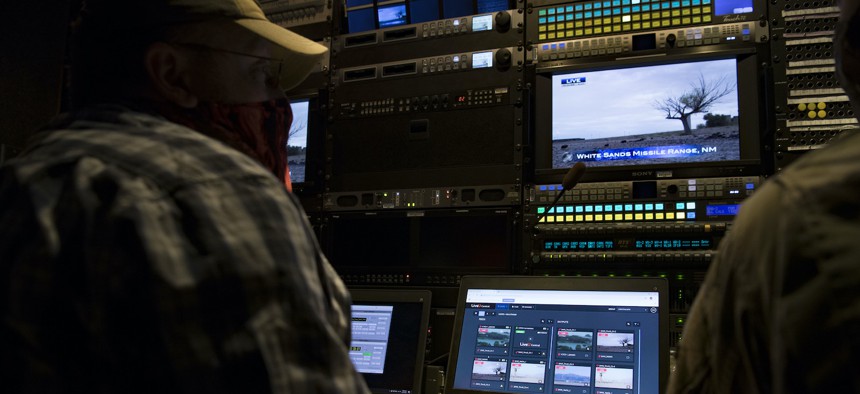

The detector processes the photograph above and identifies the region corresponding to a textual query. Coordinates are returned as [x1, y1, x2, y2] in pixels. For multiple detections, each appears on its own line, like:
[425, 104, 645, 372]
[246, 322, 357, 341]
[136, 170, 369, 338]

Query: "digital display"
[550, 58, 740, 169]
[472, 51, 494, 69]
[288, 99, 310, 183]
[378, 3, 408, 28]
[715, 0, 754, 16]
[706, 204, 740, 216]
[472, 14, 493, 32]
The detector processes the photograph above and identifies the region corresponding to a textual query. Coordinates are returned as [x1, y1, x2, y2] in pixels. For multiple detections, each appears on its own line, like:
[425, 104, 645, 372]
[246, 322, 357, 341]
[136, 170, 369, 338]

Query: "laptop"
[445, 276, 668, 394]
[349, 288, 432, 394]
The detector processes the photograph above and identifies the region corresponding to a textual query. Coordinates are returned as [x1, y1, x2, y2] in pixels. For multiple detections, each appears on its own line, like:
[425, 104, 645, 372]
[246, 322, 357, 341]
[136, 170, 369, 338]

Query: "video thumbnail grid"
[469, 325, 638, 393]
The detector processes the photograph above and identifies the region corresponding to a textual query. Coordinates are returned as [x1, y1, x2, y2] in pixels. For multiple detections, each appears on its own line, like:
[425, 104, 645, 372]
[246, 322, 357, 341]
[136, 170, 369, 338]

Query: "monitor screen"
[288, 98, 309, 183]
[443, 0, 473, 18]
[350, 289, 431, 394]
[549, 58, 740, 170]
[447, 276, 668, 394]
[477, 0, 511, 13]
[378, 3, 408, 28]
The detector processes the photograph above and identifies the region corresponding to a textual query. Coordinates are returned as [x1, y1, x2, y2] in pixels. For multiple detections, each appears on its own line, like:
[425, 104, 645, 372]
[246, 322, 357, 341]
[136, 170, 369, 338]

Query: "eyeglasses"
[171, 42, 284, 88]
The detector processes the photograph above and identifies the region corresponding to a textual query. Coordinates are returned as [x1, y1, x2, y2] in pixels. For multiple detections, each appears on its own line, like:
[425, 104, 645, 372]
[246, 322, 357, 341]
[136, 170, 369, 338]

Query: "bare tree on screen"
[653, 74, 735, 135]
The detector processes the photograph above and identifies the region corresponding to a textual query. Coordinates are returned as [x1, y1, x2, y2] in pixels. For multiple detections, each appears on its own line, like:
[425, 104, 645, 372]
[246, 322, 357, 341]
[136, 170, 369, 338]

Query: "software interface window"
[452, 290, 660, 394]
[349, 305, 394, 374]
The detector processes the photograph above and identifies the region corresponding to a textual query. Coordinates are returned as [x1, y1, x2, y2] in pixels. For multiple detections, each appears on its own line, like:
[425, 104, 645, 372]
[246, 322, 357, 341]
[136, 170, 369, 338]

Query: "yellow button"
[662, 10, 670, 17]
[643, 13, 651, 20]
[634, 213, 644, 220]
[671, 9, 680, 16]
[604, 17, 612, 24]
[558, 22, 566, 29]
[703, 6, 711, 13]
[808, 111, 817, 119]
[656, 213, 665, 220]
[643, 21, 651, 28]
[575, 21, 583, 27]
[566, 215, 573, 222]
[585, 28, 593, 34]
[615, 213, 623, 221]
[547, 216, 555, 223]
[548, 33, 556, 39]
[693, 6, 701, 14]
[585, 20, 593, 26]
[703, 14, 711, 22]
[539, 34, 547, 40]
[613, 16, 621, 23]
[539, 26, 546, 32]
[585, 214, 593, 222]
[645, 213, 654, 220]
[798, 103, 807, 111]
[666, 212, 675, 219]
[548, 24, 556, 31]
[576, 215, 583, 222]
[575, 29, 583, 35]
[633, 22, 641, 29]
[567, 31, 575, 37]
[594, 27, 602, 33]
[682, 8, 690, 15]
[682, 17, 690, 24]
[818, 110, 827, 118]
[692, 16, 701, 23]
[633, 14, 640, 21]
[595, 214, 604, 221]
[672, 18, 680, 25]
[818, 102, 827, 110]
[624, 213, 633, 221]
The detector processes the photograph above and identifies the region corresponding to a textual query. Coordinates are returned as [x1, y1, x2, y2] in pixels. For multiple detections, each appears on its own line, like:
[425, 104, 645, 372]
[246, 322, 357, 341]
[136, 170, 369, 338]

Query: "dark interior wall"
[0, 0, 72, 161]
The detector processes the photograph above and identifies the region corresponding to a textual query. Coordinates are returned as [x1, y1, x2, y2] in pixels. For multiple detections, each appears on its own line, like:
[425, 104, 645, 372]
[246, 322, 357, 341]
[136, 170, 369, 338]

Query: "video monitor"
[477, 0, 511, 13]
[378, 2, 408, 28]
[287, 98, 309, 183]
[446, 276, 669, 394]
[349, 289, 431, 394]
[548, 57, 742, 170]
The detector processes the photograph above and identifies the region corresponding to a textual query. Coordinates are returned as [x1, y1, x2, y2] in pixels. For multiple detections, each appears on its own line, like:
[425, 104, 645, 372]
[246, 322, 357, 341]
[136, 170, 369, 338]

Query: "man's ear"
[144, 42, 199, 108]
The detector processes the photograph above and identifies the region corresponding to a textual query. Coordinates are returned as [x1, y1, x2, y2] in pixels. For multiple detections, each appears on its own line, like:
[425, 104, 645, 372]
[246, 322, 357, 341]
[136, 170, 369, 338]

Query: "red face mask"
[160, 98, 295, 191]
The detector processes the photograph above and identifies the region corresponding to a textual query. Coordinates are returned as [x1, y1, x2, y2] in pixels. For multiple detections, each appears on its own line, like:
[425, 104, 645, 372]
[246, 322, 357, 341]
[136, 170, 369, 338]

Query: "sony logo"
[631, 171, 653, 177]
[722, 15, 748, 22]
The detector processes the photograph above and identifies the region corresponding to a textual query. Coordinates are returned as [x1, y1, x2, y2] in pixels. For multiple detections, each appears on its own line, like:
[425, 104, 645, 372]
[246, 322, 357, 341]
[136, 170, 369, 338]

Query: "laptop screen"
[446, 276, 668, 394]
[349, 288, 432, 394]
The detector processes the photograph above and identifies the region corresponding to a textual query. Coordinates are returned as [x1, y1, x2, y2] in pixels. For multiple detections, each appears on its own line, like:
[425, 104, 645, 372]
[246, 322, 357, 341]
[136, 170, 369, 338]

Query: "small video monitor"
[377, 2, 408, 28]
[472, 14, 493, 32]
[472, 51, 494, 69]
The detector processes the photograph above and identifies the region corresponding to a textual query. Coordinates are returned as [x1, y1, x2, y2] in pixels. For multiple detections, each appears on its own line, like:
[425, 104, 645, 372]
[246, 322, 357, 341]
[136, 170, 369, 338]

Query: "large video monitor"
[535, 52, 764, 179]
[288, 98, 310, 183]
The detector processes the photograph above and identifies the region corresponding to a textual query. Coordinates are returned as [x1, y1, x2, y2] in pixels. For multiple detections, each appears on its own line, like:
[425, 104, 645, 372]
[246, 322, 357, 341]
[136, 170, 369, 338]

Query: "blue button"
[746, 183, 754, 190]
[676, 202, 685, 210]
[645, 204, 654, 211]
[615, 204, 623, 211]
[656, 203, 664, 210]
[605, 205, 613, 212]
[687, 212, 696, 219]
[576, 206, 584, 213]
[585, 205, 594, 212]
[595, 205, 603, 212]
[625, 204, 633, 211]
[538, 207, 546, 214]
[634, 204, 643, 211]
[539, 185, 547, 191]
[565, 206, 574, 213]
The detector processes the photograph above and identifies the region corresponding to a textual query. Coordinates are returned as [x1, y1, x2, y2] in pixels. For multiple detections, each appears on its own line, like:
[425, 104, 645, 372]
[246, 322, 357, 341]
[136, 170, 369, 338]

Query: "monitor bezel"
[445, 275, 669, 394]
[349, 288, 432, 394]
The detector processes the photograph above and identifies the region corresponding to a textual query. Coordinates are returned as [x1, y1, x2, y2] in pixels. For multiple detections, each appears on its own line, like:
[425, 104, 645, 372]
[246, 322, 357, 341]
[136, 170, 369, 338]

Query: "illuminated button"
[625, 204, 634, 211]
[604, 205, 613, 212]
[818, 102, 827, 110]
[549, 33, 557, 39]
[556, 215, 565, 222]
[818, 110, 827, 118]
[585, 215, 594, 221]
[537, 207, 546, 214]
[676, 202, 685, 209]
[687, 212, 696, 219]
[548, 8, 556, 14]
[615, 204, 623, 211]
[687, 202, 696, 209]
[595, 205, 604, 212]
[624, 213, 633, 220]
[539, 9, 547, 15]
[566, 215, 574, 222]
[585, 205, 594, 212]
[615, 214, 624, 220]
[565, 206, 575, 213]
[692, 16, 701, 22]
[576, 215, 584, 222]
[539, 33, 547, 40]
[596, 214, 604, 221]
[656, 213, 665, 219]
[666, 212, 675, 219]
[797, 103, 807, 111]
[586, 27, 594, 34]
[682, 8, 690, 15]
[645, 213, 654, 220]
[547, 216, 555, 222]
[622, 15, 631, 22]
[693, 6, 701, 13]
[576, 206, 584, 213]
[703, 5, 711, 12]
[645, 204, 654, 210]
[808, 111, 817, 119]
[656, 203, 665, 210]
[703, 15, 711, 22]
[635, 213, 644, 220]
[676, 211, 684, 218]
[635, 204, 644, 211]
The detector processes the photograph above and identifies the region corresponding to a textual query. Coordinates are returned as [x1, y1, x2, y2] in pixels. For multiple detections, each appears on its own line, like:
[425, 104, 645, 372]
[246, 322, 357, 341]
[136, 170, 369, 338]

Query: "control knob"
[495, 12, 511, 33]
[495, 48, 512, 71]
